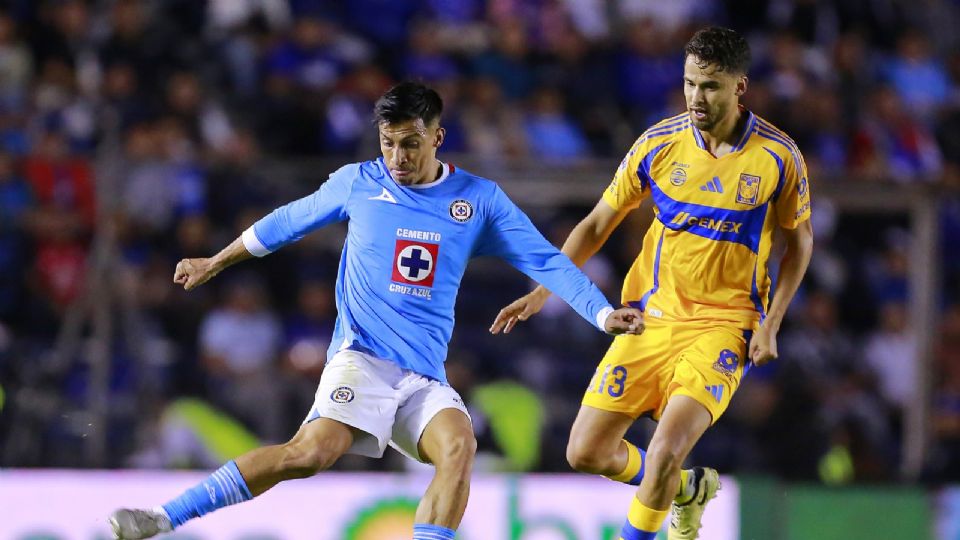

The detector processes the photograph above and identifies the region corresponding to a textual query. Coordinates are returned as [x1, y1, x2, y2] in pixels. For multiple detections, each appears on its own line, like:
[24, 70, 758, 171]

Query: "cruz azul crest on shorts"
[392, 240, 440, 287]
[736, 173, 761, 206]
[449, 199, 474, 223]
[330, 386, 355, 403]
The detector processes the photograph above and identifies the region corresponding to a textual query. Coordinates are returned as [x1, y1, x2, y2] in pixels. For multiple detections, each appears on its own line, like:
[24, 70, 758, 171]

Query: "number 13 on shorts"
[589, 363, 628, 398]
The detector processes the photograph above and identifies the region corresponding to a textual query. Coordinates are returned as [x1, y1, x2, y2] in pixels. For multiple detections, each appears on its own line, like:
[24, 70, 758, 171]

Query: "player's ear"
[735, 75, 748, 97]
[434, 126, 445, 148]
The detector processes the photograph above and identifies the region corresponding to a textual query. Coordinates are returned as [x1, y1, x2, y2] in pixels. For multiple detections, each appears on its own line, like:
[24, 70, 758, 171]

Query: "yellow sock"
[607, 440, 645, 486]
[619, 496, 669, 540]
[675, 469, 695, 504]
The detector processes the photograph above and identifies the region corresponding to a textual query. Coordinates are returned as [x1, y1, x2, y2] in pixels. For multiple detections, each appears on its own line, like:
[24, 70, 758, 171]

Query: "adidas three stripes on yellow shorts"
[582, 323, 752, 423]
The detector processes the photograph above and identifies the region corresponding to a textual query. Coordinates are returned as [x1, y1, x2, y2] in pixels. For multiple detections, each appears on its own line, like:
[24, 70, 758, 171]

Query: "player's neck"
[699, 108, 745, 156]
[411, 159, 444, 186]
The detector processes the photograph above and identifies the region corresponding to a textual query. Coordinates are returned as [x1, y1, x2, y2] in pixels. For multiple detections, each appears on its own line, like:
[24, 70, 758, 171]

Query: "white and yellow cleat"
[668, 467, 721, 540]
[109, 508, 173, 539]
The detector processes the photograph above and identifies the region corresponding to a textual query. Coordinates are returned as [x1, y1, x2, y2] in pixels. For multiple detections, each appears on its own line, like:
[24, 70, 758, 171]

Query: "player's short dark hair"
[684, 26, 751, 75]
[374, 82, 443, 126]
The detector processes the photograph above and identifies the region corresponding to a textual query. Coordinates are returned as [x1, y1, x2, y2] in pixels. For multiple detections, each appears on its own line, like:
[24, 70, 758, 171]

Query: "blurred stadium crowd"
[2, 0, 960, 484]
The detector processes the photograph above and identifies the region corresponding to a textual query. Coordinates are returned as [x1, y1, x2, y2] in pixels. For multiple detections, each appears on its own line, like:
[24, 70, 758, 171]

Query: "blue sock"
[162, 460, 253, 528]
[413, 523, 456, 539]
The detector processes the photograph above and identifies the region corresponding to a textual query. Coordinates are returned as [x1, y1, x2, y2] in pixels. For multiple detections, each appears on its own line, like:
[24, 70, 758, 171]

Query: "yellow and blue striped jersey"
[604, 109, 812, 329]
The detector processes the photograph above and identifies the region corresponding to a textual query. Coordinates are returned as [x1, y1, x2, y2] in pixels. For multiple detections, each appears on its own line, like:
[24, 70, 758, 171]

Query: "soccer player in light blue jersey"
[109, 82, 643, 540]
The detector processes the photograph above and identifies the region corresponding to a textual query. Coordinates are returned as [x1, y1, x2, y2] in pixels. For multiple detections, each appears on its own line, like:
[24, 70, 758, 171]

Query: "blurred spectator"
[472, 18, 534, 101]
[849, 86, 942, 182]
[199, 277, 284, 441]
[165, 71, 234, 153]
[524, 87, 589, 163]
[322, 64, 393, 154]
[536, 25, 619, 155]
[281, 279, 335, 434]
[780, 289, 859, 387]
[616, 19, 677, 128]
[831, 31, 879, 127]
[0, 151, 31, 320]
[777, 290, 895, 480]
[119, 119, 206, 239]
[883, 29, 950, 121]
[23, 128, 93, 311]
[794, 90, 848, 176]
[100, 62, 149, 132]
[99, 0, 177, 92]
[264, 15, 368, 93]
[342, 0, 419, 51]
[862, 301, 916, 412]
[618, 0, 719, 34]
[460, 77, 527, 159]
[864, 228, 910, 306]
[0, 13, 32, 110]
[930, 306, 960, 479]
[402, 22, 460, 83]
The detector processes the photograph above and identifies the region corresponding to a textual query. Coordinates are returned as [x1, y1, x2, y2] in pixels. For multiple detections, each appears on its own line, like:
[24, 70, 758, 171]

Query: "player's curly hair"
[684, 26, 751, 74]
[374, 81, 443, 125]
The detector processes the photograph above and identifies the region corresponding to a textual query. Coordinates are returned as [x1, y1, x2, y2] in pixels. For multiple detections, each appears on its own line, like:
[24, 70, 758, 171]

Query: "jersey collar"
[690, 106, 756, 154]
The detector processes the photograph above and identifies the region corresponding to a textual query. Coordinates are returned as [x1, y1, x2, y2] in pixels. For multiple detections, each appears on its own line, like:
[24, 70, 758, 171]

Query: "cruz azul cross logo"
[392, 240, 440, 287]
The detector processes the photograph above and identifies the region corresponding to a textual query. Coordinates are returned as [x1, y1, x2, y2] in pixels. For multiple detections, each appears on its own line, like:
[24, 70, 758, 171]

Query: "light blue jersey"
[242, 158, 613, 382]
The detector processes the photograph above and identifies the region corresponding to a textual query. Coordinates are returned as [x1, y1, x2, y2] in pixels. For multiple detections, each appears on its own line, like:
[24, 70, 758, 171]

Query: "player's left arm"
[749, 218, 813, 365]
[750, 144, 814, 365]
[479, 186, 642, 335]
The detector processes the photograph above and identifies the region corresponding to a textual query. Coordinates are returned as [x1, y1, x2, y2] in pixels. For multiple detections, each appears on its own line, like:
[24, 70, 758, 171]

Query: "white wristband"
[241, 226, 271, 257]
[596, 306, 615, 332]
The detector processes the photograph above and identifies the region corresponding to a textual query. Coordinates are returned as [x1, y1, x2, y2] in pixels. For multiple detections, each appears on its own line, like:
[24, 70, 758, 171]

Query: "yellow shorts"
[581, 324, 751, 423]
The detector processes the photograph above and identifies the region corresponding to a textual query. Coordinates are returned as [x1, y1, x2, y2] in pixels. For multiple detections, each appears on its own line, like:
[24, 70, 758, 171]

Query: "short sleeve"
[602, 137, 652, 212]
[774, 148, 812, 229]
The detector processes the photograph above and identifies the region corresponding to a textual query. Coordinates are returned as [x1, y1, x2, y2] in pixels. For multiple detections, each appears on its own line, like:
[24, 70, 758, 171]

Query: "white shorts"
[304, 349, 470, 462]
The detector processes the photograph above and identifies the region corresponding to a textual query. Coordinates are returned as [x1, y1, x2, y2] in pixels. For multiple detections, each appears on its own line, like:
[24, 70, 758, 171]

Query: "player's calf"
[640, 444, 685, 504]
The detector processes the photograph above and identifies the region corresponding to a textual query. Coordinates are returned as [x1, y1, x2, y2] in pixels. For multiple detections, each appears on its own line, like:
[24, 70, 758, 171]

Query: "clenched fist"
[173, 258, 219, 290]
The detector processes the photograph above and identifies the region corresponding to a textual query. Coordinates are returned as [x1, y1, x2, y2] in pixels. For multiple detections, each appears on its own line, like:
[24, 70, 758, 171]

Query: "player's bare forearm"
[210, 236, 255, 272]
[764, 219, 814, 330]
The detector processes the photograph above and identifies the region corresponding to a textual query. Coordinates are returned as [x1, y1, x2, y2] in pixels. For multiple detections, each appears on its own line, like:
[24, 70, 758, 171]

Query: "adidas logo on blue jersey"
[699, 177, 724, 193]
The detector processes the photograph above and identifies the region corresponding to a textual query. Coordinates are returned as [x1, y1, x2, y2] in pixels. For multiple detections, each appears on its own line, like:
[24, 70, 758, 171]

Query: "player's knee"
[566, 436, 616, 473]
[566, 441, 602, 473]
[432, 432, 477, 473]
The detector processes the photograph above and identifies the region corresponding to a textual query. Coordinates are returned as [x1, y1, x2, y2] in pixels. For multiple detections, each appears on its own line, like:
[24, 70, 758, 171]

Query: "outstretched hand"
[173, 258, 219, 291]
[489, 288, 550, 334]
[604, 307, 644, 335]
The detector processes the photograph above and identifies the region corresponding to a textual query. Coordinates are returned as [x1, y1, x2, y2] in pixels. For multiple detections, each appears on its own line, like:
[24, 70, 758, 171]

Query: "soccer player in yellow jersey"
[491, 26, 813, 540]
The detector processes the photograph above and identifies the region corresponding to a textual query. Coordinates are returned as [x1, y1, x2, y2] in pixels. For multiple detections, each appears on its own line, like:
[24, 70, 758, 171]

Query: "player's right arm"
[490, 136, 650, 334]
[173, 164, 357, 291]
[174, 237, 253, 290]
